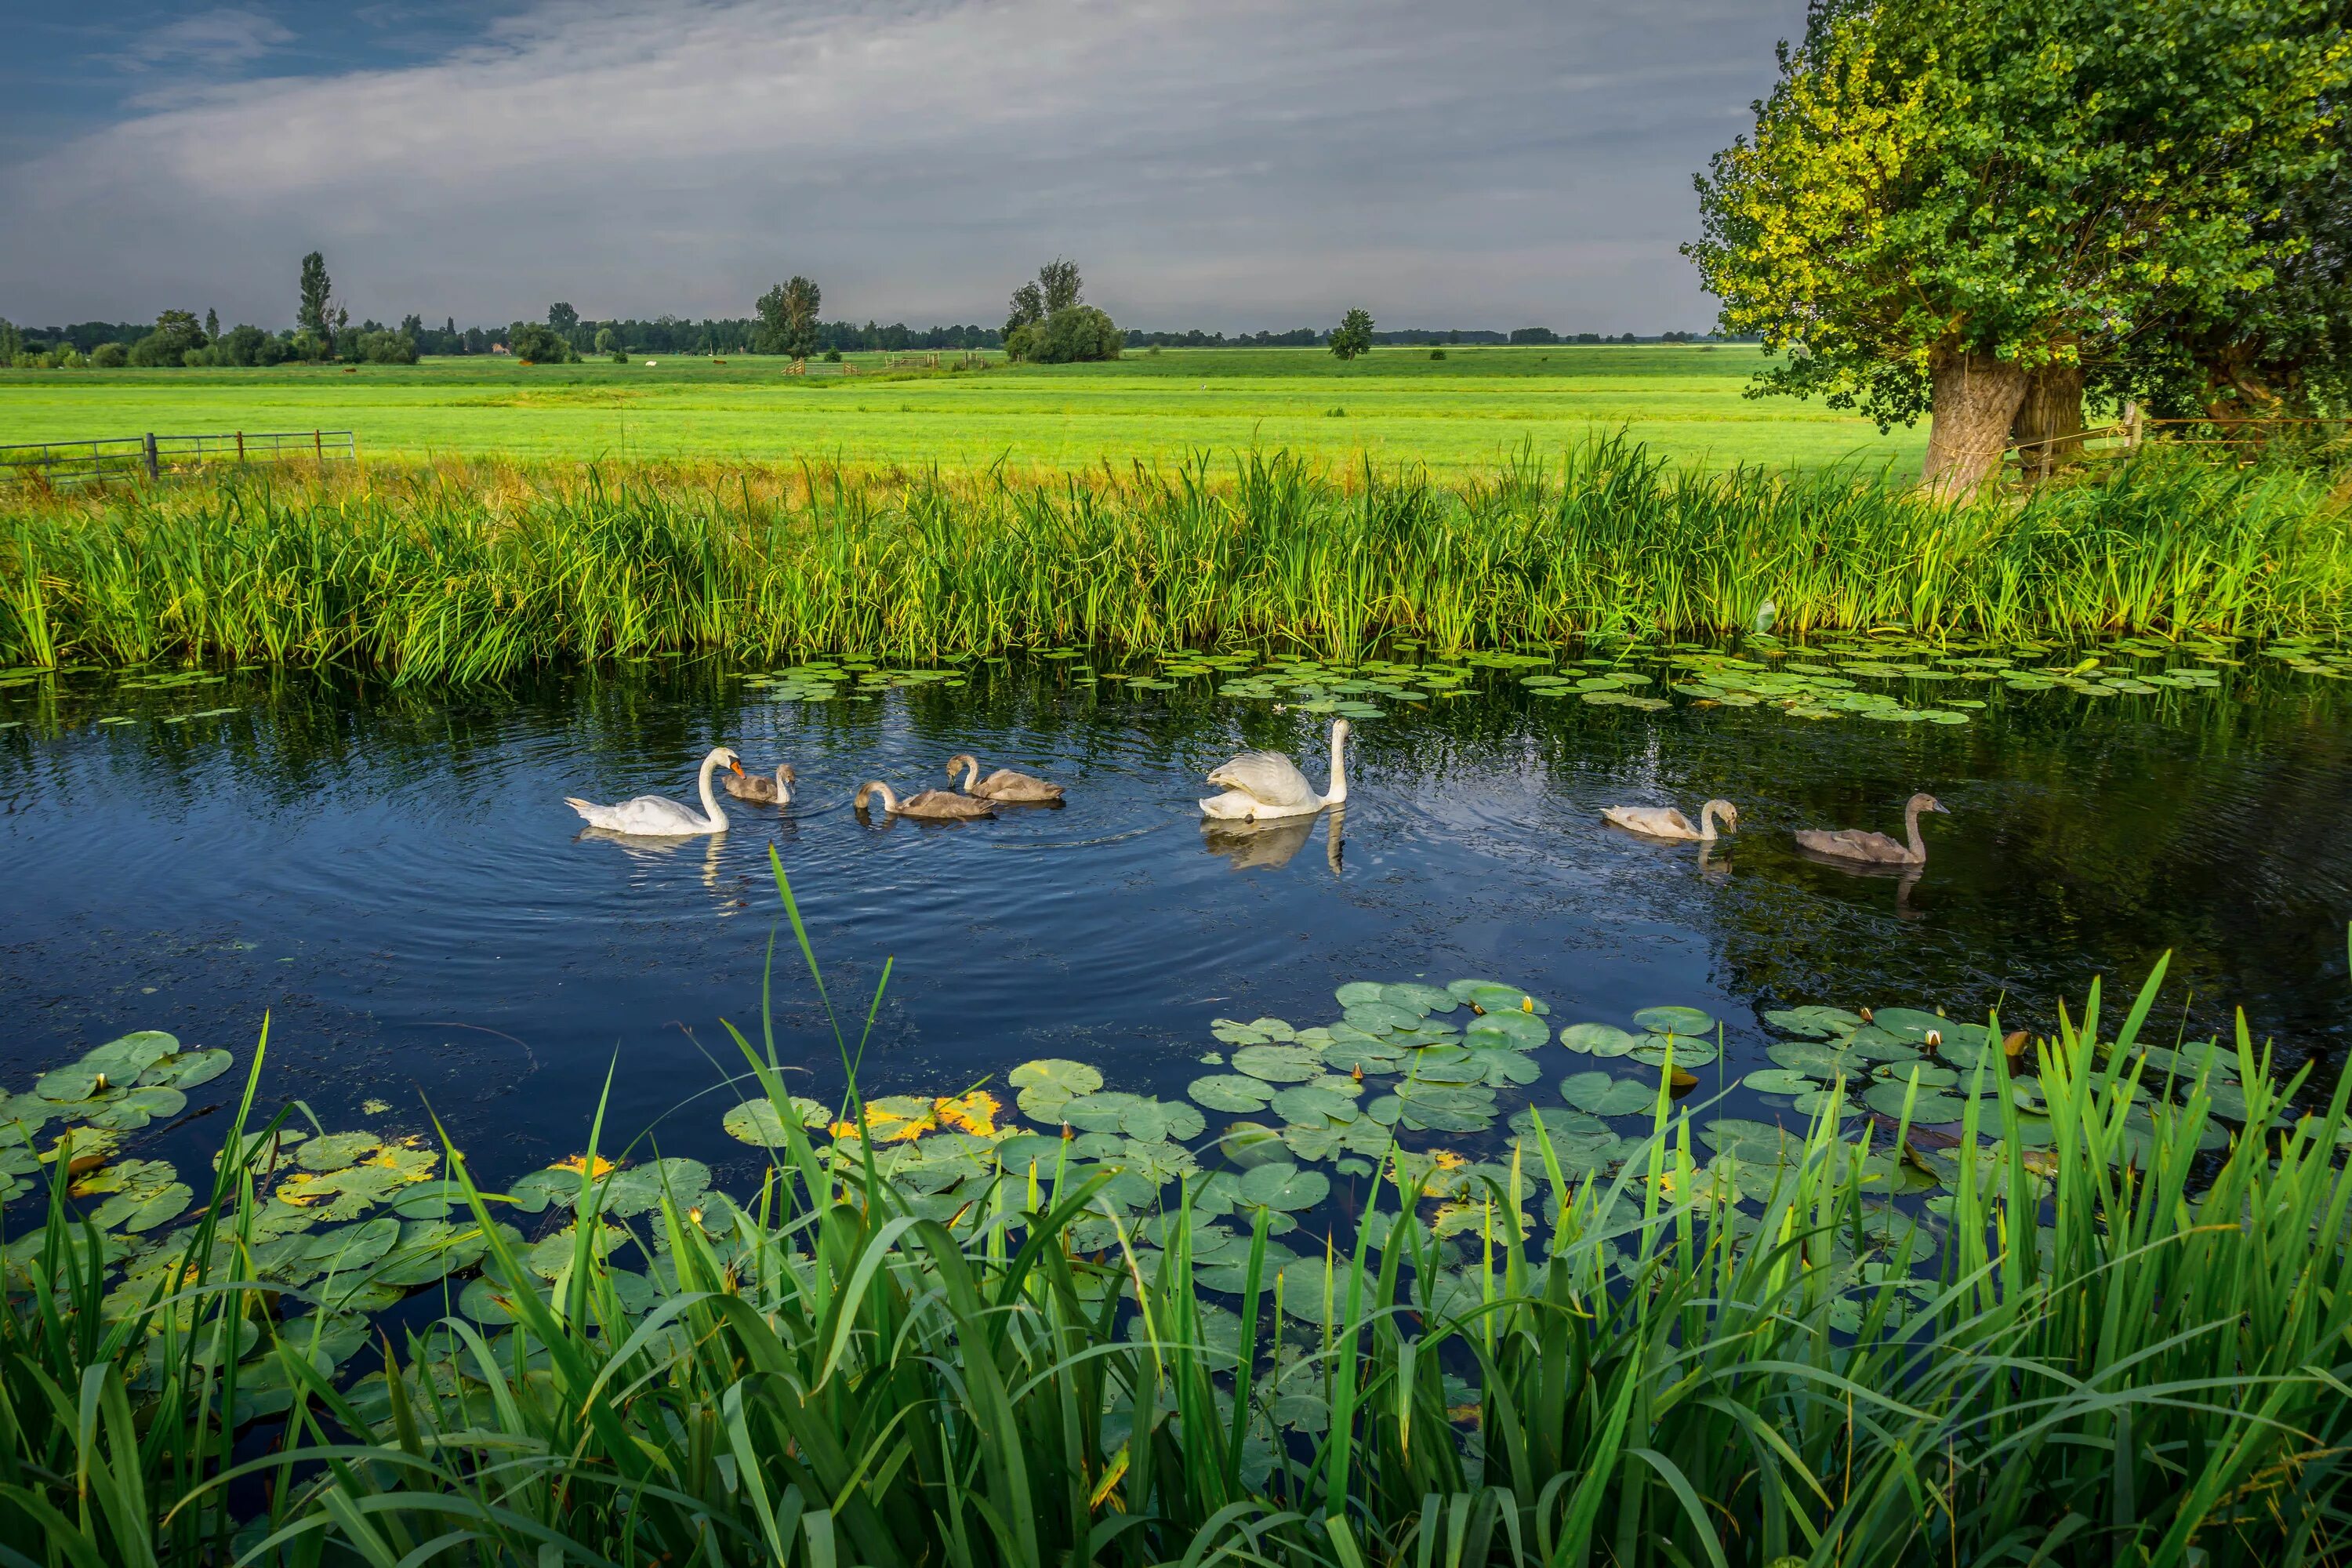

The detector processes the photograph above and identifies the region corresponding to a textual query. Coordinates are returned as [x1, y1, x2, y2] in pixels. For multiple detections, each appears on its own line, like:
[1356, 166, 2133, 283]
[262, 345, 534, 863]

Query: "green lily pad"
[1560, 1073, 1660, 1118]
[1632, 1006, 1716, 1036]
[721, 1096, 830, 1146]
[1861, 1080, 1971, 1122]
[139, 1049, 235, 1091]
[1840, 1026, 1920, 1062]
[1630, 1035, 1719, 1068]
[1393, 1080, 1501, 1133]
[1237, 1163, 1330, 1212]
[1009, 1059, 1103, 1119]
[1280, 1121, 1392, 1161]
[299, 1133, 386, 1174]
[1763, 1006, 1863, 1038]
[1456, 1042, 1546, 1088]
[1445, 978, 1508, 1003]
[372, 1218, 492, 1287]
[1742, 1069, 1820, 1095]
[1381, 983, 1457, 1014]
[458, 1276, 530, 1326]
[1217, 1123, 1290, 1169]
[1190, 1075, 1276, 1113]
[1871, 1062, 1958, 1090]
[1342, 1001, 1422, 1035]
[1557, 1023, 1644, 1057]
[1232, 1045, 1325, 1083]
[1767, 1040, 1857, 1076]
[601, 1157, 712, 1218]
[85, 1086, 185, 1131]
[1334, 982, 1387, 1007]
[1320, 1034, 1410, 1075]
[1465, 1011, 1548, 1049]
[1270, 1086, 1358, 1129]
[1467, 985, 1548, 1016]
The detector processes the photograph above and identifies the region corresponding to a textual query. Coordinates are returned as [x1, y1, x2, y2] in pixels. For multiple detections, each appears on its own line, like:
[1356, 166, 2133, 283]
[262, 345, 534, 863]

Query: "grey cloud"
[0, 0, 1800, 330]
[118, 6, 294, 72]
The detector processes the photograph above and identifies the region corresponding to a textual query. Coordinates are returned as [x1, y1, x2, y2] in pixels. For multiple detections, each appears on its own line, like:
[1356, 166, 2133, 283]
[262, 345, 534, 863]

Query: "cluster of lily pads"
[742, 659, 967, 703]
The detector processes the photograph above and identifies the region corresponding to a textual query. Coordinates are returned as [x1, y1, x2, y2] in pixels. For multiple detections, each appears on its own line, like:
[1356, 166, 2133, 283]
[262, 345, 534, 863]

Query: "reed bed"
[2, 440, 2347, 679]
[7, 869, 2352, 1567]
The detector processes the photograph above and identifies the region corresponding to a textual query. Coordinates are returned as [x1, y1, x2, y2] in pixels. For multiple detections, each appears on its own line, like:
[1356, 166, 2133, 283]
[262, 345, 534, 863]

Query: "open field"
[0, 344, 1929, 473]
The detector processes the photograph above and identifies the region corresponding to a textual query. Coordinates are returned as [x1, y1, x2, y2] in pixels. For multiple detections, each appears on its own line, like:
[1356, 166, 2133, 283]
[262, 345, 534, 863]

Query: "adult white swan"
[565, 747, 741, 836]
[1200, 718, 1348, 821]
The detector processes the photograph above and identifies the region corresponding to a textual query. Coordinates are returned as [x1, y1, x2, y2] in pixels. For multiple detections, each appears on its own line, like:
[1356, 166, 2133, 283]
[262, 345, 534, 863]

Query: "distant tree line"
[0, 244, 1723, 372]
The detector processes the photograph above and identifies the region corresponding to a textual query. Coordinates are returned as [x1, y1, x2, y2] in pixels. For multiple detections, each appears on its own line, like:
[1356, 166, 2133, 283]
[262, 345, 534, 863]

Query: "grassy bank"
[5, 879, 2351, 1567]
[2, 440, 2347, 679]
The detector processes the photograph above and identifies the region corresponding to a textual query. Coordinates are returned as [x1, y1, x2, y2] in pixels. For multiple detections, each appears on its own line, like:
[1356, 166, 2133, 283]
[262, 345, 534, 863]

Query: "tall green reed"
[2, 439, 2345, 678]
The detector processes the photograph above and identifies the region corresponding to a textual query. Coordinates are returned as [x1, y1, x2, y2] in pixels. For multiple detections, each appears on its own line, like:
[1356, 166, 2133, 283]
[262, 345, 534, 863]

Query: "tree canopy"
[1330, 308, 1375, 361]
[1004, 260, 1121, 362]
[296, 252, 334, 357]
[755, 276, 822, 358]
[1687, 0, 2350, 489]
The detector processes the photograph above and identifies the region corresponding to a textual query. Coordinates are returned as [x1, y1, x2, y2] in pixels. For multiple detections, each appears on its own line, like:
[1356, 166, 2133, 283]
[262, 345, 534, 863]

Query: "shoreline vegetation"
[2, 867, 2350, 1566]
[2, 439, 2347, 679]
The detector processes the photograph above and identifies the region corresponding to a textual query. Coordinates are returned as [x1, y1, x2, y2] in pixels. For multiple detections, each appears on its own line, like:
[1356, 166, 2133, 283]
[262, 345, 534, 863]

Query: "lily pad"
[1742, 1069, 1820, 1096]
[1456, 1041, 1546, 1087]
[1009, 1059, 1102, 1119]
[299, 1133, 387, 1174]
[1217, 1123, 1290, 1169]
[601, 1157, 712, 1218]
[1557, 1023, 1643, 1057]
[1767, 1040, 1857, 1076]
[85, 1086, 185, 1131]
[1560, 1073, 1660, 1118]
[1237, 1163, 1330, 1212]
[1269, 1086, 1359, 1129]
[1189, 1075, 1276, 1113]
[1630, 1035, 1719, 1068]
[139, 1049, 235, 1091]
[1342, 1001, 1423, 1035]
[1334, 982, 1387, 1007]
[372, 1218, 492, 1287]
[1467, 985, 1548, 1016]
[721, 1096, 830, 1146]
[1465, 1011, 1548, 1049]
[1861, 1080, 1971, 1122]
[1231, 1045, 1325, 1083]
[1763, 1006, 1863, 1039]
[1390, 1081, 1500, 1133]
[1381, 982, 1457, 1014]
[1632, 1006, 1716, 1036]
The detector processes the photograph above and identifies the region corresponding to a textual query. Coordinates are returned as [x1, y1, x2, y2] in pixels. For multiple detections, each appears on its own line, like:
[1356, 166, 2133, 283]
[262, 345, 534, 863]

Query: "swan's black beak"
[1932, 800, 1951, 814]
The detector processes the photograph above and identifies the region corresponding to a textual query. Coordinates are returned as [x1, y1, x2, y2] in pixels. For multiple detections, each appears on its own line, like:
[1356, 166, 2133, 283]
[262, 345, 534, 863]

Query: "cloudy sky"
[1, 0, 1801, 333]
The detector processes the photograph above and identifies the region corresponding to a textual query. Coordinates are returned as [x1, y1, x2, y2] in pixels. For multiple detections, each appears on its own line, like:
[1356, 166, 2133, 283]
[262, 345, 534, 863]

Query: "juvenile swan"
[1200, 718, 1349, 822]
[724, 762, 795, 804]
[945, 753, 1064, 801]
[1796, 793, 1950, 866]
[855, 781, 996, 820]
[1602, 800, 1738, 842]
[566, 747, 739, 836]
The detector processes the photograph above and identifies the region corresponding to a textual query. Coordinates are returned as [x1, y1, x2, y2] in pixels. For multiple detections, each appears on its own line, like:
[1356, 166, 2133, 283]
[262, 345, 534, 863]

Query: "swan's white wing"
[567, 793, 718, 836]
[1206, 750, 1316, 807]
[1602, 806, 1694, 838]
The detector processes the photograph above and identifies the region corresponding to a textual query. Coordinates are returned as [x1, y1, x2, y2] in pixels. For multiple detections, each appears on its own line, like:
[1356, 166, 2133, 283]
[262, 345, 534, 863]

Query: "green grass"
[0, 346, 1928, 474]
[5, 860, 2351, 1567]
[2, 439, 2345, 678]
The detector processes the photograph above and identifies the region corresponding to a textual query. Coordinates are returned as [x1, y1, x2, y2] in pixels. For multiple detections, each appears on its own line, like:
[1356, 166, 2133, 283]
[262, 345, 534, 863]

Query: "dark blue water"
[3, 655, 2349, 1190]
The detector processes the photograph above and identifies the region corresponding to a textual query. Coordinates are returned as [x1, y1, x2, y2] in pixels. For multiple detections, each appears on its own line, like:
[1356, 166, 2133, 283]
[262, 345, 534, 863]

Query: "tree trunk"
[2009, 361, 2085, 484]
[1920, 348, 2030, 497]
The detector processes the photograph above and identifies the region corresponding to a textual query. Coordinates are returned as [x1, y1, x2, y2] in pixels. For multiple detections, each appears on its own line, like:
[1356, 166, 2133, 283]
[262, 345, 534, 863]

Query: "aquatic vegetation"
[7, 858, 2352, 1564]
[2, 439, 2348, 678]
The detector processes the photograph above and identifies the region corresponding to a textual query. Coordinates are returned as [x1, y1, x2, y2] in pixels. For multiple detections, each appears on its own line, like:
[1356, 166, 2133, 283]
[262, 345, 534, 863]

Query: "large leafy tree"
[296, 251, 335, 358]
[1004, 260, 1120, 362]
[1329, 307, 1375, 361]
[755, 275, 822, 358]
[1687, 0, 2349, 492]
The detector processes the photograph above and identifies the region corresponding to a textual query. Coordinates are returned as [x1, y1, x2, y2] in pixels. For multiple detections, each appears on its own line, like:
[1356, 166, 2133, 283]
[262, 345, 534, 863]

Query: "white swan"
[565, 747, 740, 836]
[1200, 718, 1348, 821]
[1602, 799, 1738, 842]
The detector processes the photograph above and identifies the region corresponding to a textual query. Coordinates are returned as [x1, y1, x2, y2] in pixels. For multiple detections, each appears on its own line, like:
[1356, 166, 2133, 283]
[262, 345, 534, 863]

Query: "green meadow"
[0, 344, 1927, 473]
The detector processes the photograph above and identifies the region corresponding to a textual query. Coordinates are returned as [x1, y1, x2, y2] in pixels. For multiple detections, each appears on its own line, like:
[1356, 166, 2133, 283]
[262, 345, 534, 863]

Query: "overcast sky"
[0, 0, 1801, 333]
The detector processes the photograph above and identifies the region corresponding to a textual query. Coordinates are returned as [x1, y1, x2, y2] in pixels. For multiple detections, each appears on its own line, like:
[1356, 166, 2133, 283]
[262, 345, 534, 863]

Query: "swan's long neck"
[1697, 802, 1723, 841]
[869, 782, 900, 812]
[1903, 800, 1927, 862]
[1323, 724, 1348, 804]
[774, 767, 793, 805]
[696, 753, 728, 829]
[957, 757, 979, 791]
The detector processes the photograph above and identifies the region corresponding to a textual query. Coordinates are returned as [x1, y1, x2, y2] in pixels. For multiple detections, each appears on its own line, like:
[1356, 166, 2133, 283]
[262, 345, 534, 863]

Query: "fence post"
[143, 433, 158, 481]
[236, 430, 245, 463]
[314, 430, 322, 461]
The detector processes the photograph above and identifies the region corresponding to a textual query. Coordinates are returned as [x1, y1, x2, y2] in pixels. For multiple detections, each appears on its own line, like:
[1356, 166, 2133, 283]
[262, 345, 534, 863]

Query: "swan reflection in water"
[575, 827, 755, 909]
[1200, 804, 1345, 873]
[1795, 844, 1926, 920]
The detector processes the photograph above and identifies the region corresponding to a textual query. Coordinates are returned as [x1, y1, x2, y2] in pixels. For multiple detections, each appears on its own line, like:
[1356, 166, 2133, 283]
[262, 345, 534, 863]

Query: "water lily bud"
[1925, 1029, 1943, 1048]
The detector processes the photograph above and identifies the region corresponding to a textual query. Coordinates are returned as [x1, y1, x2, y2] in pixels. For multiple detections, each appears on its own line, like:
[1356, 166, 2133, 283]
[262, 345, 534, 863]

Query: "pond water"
[4, 643, 2350, 1204]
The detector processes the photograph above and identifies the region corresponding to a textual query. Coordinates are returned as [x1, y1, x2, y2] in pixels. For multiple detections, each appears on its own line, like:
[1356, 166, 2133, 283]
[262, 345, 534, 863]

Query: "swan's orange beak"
[730, 760, 745, 775]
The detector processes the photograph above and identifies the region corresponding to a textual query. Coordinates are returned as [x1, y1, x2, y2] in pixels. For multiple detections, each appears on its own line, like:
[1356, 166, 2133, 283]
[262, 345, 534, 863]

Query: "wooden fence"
[0, 430, 357, 489]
